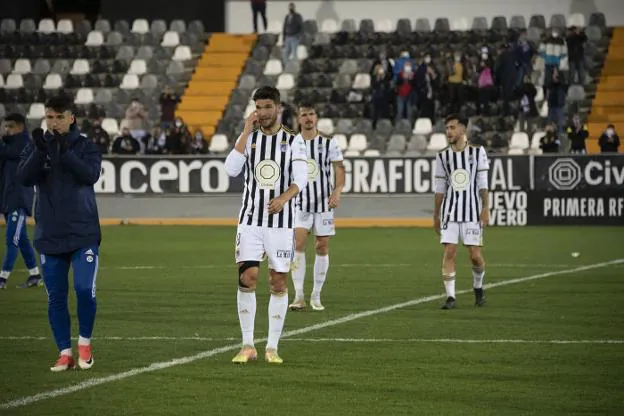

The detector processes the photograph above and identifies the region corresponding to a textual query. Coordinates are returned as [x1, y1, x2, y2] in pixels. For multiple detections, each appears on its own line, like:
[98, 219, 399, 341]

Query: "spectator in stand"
[495, 43, 517, 116]
[446, 51, 465, 114]
[190, 129, 209, 154]
[251, 0, 268, 33]
[547, 67, 567, 135]
[515, 29, 535, 88]
[282, 2, 303, 66]
[518, 74, 539, 133]
[87, 119, 110, 154]
[566, 26, 588, 85]
[144, 127, 166, 155]
[540, 123, 561, 153]
[567, 115, 589, 154]
[280, 101, 295, 130]
[395, 60, 416, 123]
[392, 51, 415, 81]
[371, 50, 394, 85]
[370, 63, 392, 129]
[122, 98, 148, 139]
[111, 127, 140, 155]
[159, 86, 180, 129]
[165, 118, 192, 154]
[539, 29, 568, 91]
[476, 50, 495, 116]
[598, 124, 621, 153]
[81, 104, 106, 133]
[415, 54, 437, 121]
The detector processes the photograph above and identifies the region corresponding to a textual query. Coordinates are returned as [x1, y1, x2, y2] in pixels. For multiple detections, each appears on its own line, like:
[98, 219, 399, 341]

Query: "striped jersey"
[296, 133, 343, 213]
[237, 126, 307, 228]
[435, 145, 489, 224]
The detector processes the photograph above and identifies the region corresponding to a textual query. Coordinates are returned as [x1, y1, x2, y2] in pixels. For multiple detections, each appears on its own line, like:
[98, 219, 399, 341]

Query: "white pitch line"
[1, 258, 622, 411]
[2, 336, 622, 345]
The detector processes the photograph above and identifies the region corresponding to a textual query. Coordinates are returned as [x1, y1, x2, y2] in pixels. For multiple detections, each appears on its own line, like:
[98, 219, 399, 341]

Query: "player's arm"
[17, 142, 47, 187]
[477, 147, 490, 226]
[60, 138, 102, 186]
[328, 137, 345, 208]
[433, 154, 448, 235]
[0, 136, 26, 160]
[225, 112, 257, 177]
[268, 136, 308, 214]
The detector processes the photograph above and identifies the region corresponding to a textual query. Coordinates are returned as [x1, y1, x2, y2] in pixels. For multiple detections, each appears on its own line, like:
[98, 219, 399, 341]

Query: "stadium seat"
[341, 19, 357, 33]
[32, 59, 51, 75]
[19, 19, 36, 32]
[70, 59, 90, 75]
[140, 74, 158, 90]
[1, 19, 17, 32]
[348, 134, 368, 152]
[101, 118, 120, 135]
[535, 86, 544, 102]
[128, 59, 147, 75]
[318, 118, 335, 134]
[387, 134, 407, 152]
[529, 14, 546, 29]
[509, 132, 530, 150]
[352, 73, 370, 89]
[297, 45, 308, 60]
[550, 14, 567, 30]
[407, 135, 428, 153]
[170, 19, 187, 33]
[339, 60, 358, 75]
[276, 73, 295, 90]
[510, 15, 526, 29]
[38, 18, 55, 33]
[589, 12, 606, 28]
[263, 59, 283, 75]
[568, 13, 585, 28]
[507, 147, 524, 155]
[106, 31, 123, 46]
[120, 74, 139, 89]
[13, 59, 32, 74]
[334, 134, 348, 151]
[531, 131, 545, 154]
[94, 89, 113, 104]
[172, 46, 192, 61]
[57, 19, 74, 34]
[94, 19, 111, 33]
[150, 19, 167, 36]
[208, 134, 229, 153]
[320, 19, 339, 34]
[343, 149, 360, 157]
[539, 101, 549, 118]
[74, 88, 94, 104]
[426, 133, 448, 153]
[413, 118, 433, 135]
[567, 85, 586, 101]
[267, 20, 282, 35]
[27, 103, 45, 119]
[375, 19, 394, 33]
[284, 60, 300, 74]
[451, 17, 470, 31]
[131, 19, 149, 34]
[161, 31, 180, 47]
[5, 74, 23, 89]
[85, 30, 104, 46]
[363, 149, 380, 156]
[472, 17, 488, 31]
[43, 73, 63, 89]
[136, 45, 154, 60]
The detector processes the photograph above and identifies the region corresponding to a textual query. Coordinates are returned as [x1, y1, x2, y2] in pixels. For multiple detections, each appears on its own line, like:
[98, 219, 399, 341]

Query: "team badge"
[450, 168, 470, 192]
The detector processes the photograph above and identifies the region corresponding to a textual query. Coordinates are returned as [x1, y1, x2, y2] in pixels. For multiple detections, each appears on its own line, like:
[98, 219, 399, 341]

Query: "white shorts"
[294, 210, 336, 236]
[440, 222, 483, 246]
[235, 224, 294, 273]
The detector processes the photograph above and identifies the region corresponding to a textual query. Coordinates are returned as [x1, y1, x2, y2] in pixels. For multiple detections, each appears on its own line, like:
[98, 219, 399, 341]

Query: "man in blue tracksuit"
[0, 113, 42, 289]
[17, 95, 102, 372]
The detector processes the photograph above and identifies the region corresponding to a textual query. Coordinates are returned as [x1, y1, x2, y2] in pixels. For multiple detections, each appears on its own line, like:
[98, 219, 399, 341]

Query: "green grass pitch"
[0, 225, 623, 415]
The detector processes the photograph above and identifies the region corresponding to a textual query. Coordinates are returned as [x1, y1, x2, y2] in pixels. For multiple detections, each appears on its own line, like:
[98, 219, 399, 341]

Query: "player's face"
[298, 108, 317, 131]
[445, 120, 465, 144]
[45, 109, 74, 134]
[3, 121, 23, 136]
[255, 99, 280, 129]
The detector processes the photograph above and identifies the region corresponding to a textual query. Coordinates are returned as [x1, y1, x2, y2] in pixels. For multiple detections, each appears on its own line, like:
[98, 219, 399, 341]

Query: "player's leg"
[16, 209, 42, 288]
[70, 245, 99, 369]
[41, 253, 74, 371]
[0, 212, 22, 288]
[232, 226, 262, 363]
[439, 222, 460, 309]
[264, 227, 294, 364]
[462, 222, 486, 306]
[310, 212, 335, 310]
[290, 210, 313, 310]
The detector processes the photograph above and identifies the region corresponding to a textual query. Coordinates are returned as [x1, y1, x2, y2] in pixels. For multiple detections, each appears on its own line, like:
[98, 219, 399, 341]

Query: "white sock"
[237, 289, 256, 347]
[29, 267, 40, 276]
[443, 273, 456, 298]
[473, 267, 485, 289]
[291, 251, 306, 300]
[0, 270, 10, 279]
[267, 292, 288, 350]
[311, 254, 329, 300]
[60, 348, 72, 357]
[78, 336, 91, 346]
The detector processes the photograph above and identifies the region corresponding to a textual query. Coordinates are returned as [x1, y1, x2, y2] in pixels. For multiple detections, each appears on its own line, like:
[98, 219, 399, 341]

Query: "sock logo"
[271, 314, 283, 320]
[239, 309, 249, 314]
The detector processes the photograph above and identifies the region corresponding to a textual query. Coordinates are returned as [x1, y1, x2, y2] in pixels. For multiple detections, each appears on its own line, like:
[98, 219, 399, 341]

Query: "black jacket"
[0, 131, 34, 215]
[17, 125, 102, 255]
[599, 133, 620, 153]
[567, 124, 589, 151]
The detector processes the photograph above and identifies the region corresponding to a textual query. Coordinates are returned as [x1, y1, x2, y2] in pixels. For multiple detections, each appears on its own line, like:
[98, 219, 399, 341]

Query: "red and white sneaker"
[78, 344, 94, 370]
[50, 354, 75, 372]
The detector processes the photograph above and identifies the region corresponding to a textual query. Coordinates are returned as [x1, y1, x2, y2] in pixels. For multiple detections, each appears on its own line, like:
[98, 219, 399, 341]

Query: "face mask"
[424, 56, 431, 64]
[195, 133, 203, 140]
[552, 32, 559, 38]
[481, 53, 488, 60]
[404, 65, 412, 72]
[454, 55, 461, 62]
[401, 52, 409, 58]
[175, 121, 182, 127]
[607, 128, 614, 136]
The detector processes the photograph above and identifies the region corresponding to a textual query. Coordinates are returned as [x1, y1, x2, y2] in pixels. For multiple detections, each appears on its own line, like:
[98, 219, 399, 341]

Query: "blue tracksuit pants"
[2, 209, 38, 273]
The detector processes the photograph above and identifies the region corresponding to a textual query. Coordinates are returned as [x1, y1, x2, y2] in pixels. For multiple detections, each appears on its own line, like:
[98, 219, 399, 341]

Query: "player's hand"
[267, 196, 286, 214]
[433, 216, 441, 236]
[480, 209, 490, 227]
[244, 111, 258, 132]
[328, 191, 341, 209]
[32, 128, 47, 153]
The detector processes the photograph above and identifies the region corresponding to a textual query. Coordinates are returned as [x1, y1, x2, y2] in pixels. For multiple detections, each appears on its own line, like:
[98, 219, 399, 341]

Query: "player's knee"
[74, 282, 94, 299]
[269, 272, 288, 293]
[315, 238, 329, 255]
[295, 236, 307, 252]
[443, 245, 457, 261]
[238, 261, 259, 289]
[469, 249, 483, 265]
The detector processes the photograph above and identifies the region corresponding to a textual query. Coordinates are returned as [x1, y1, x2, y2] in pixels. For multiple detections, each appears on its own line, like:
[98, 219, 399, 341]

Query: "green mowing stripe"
[1, 258, 622, 411]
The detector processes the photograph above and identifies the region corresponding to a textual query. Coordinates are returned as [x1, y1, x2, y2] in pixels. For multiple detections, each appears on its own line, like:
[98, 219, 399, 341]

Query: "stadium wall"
[94, 155, 624, 226]
[226, 0, 623, 33]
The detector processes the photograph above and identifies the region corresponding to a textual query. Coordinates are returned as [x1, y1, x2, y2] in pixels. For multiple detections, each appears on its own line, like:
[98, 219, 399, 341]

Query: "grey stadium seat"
[116, 46, 135, 61]
[94, 89, 113, 104]
[415, 18, 431, 32]
[549, 14, 566, 30]
[434, 18, 450, 32]
[510, 15, 526, 30]
[170, 20, 186, 33]
[238, 74, 256, 90]
[136, 45, 154, 60]
[341, 19, 357, 33]
[140, 74, 159, 90]
[150, 20, 167, 36]
[529, 15, 546, 29]
[586, 26, 603, 42]
[472, 17, 488, 31]
[387, 134, 407, 152]
[1, 19, 17, 32]
[19, 19, 36, 32]
[32, 59, 51, 75]
[491, 16, 507, 31]
[339, 59, 358, 75]
[94, 19, 111, 33]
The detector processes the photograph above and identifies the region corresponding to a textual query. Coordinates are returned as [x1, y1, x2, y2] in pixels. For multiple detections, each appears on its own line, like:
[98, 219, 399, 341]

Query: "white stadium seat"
[568, 13, 585, 28]
[120, 74, 139, 89]
[427, 133, 448, 151]
[161, 31, 180, 47]
[209, 134, 229, 153]
[352, 73, 371, 89]
[320, 19, 339, 33]
[131, 19, 149, 34]
[348, 134, 368, 152]
[5, 74, 23, 89]
[70, 59, 90, 75]
[85, 31, 104, 46]
[56, 19, 74, 34]
[363, 149, 381, 156]
[267, 20, 282, 34]
[27, 103, 45, 119]
[43, 73, 63, 89]
[413, 118, 433, 135]
[13, 59, 32, 74]
[451, 17, 470, 31]
[38, 18, 55, 33]
[74, 88, 94, 105]
[0, 75, 4, 88]
[172, 46, 192, 61]
[343, 149, 360, 157]
[375, 19, 394, 33]
[128, 59, 147, 75]
[263, 59, 283, 76]
[276, 73, 295, 90]
[317, 118, 335, 135]
[509, 132, 530, 150]
[508, 148, 525, 155]
[531, 131, 546, 154]
[334, 134, 348, 151]
[297, 45, 308, 60]
[101, 118, 120, 135]
[535, 86, 544, 102]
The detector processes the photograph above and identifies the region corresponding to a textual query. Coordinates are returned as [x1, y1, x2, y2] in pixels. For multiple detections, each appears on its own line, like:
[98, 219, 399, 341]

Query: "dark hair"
[297, 101, 316, 113]
[445, 114, 468, 127]
[252, 86, 281, 104]
[45, 94, 74, 113]
[4, 113, 26, 125]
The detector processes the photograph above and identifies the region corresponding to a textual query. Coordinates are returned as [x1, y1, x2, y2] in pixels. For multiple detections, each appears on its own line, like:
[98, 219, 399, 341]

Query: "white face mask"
[607, 128, 615, 136]
[424, 56, 431, 64]
[401, 52, 409, 58]
[552, 32, 559, 38]
[454, 55, 461, 62]
[481, 53, 488, 60]
[175, 121, 182, 127]
[404, 65, 412, 73]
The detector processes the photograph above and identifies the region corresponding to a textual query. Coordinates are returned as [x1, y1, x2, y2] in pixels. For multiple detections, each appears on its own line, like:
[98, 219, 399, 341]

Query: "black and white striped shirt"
[296, 134, 343, 213]
[435, 145, 489, 224]
[235, 126, 307, 228]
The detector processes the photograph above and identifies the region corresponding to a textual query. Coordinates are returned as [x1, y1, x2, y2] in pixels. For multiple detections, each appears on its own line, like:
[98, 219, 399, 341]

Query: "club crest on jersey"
[450, 168, 470, 192]
[307, 158, 319, 180]
[254, 160, 281, 190]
